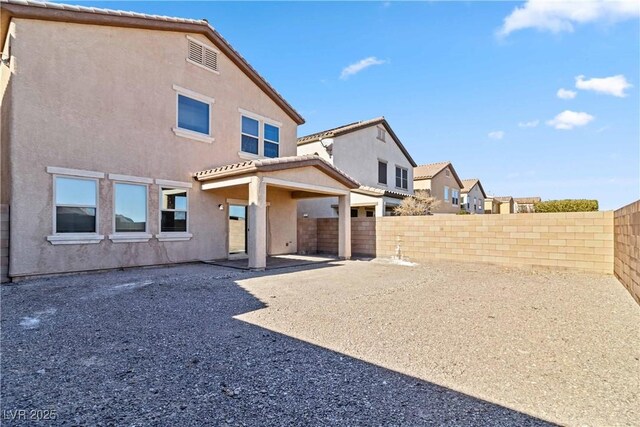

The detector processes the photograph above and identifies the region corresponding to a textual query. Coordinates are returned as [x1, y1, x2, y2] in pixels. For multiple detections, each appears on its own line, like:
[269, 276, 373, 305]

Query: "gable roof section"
[194, 154, 360, 189]
[297, 117, 417, 167]
[460, 178, 487, 198]
[413, 161, 464, 188]
[0, 0, 304, 125]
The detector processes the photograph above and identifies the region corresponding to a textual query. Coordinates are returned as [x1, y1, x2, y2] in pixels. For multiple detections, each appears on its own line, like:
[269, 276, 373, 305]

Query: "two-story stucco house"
[297, 117, 416, 218]
[413, 162, 463, 214]
[460, 179, 487, 214]
[0, 0, 359, 280]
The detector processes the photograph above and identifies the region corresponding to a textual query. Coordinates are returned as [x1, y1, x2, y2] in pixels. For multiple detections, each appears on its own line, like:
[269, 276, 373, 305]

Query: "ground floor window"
[114, 183, 147, 233]
[351, 208, 358, 217]
[55, 176, 97, 233]
[161, 188, 188, 232]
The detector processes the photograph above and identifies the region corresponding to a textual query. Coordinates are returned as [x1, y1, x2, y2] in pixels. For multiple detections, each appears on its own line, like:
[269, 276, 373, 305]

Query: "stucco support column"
[338, 193, 351, 260]
[248, 176, 267, 270]
[376, 199, 385, 217]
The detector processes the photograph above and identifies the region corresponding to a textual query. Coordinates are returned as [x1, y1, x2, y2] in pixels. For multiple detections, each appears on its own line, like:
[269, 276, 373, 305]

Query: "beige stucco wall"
[5, 18, 301, 277]
[462, 184, 484, 214]
[414, 166, 461, 214]
[484, 199, 500, 214]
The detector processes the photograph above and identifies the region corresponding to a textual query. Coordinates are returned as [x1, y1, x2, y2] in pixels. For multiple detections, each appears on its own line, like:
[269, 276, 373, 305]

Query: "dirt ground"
[1, 259, 638, 426]
[236, 258, 640, 426]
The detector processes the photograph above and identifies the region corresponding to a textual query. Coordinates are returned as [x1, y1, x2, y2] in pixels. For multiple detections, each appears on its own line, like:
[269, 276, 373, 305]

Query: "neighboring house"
[514, 197, 541, 213]
[484, 198, 501, 214]
[297, 117, 416, 217]
[0, 0, 359, 280]
[495, 197, 515, 214]
[413, 162, 463, 214]
[460, 179, 487, 214]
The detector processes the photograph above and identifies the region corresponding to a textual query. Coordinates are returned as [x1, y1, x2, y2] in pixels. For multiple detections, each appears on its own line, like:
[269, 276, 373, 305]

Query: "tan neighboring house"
[484, 198, 501, 214]
[495, 197, 515, 214]
[514, 197, 541, 213]
[413, 162, 463, 214]
[0, 0, 360, 280]
[297, 117, 416, 217]
[460, 179, 487, 214]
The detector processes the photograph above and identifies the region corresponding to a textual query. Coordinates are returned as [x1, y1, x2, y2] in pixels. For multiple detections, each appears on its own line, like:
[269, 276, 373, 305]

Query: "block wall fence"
[1, 205, 8, 283]
[299, 206, 640, 304]
[299, 212, 615, 274]
[613, 201, 640, 304]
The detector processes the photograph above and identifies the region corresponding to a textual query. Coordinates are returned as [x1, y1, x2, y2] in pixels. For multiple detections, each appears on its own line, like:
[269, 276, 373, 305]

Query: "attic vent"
[188, 39, 218, 73]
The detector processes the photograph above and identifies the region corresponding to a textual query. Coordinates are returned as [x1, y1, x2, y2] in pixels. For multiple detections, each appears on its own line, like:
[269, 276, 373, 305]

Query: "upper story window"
[264, 124, 280, 158]
[395, 166, 408, 190]
[173, 85, 215, 144]
[187, 36, 219, 73]
[444, 186, 449, 201]
[241, 116, 259, 155]
[239, 109, 282, 159]
[452, 190, 459, 206]
[377, 127, 386, 141]
[378, 161, 388, 185]
[55, 176, 98, 233]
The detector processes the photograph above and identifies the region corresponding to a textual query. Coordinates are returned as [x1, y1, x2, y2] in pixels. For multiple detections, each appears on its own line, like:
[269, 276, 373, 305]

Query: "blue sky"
[59, 1, 638, 209]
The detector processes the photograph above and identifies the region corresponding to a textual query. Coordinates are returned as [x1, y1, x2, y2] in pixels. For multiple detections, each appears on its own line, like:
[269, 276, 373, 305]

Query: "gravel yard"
[1, 260, 638, 426]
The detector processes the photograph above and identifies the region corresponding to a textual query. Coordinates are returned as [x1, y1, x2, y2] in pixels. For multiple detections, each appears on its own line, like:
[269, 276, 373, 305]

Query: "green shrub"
[456, 210, 471, 215]
[533, 199, 598, 213]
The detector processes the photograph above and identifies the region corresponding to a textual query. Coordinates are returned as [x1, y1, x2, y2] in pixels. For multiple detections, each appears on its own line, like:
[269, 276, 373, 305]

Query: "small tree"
[394, 190, 441, 216]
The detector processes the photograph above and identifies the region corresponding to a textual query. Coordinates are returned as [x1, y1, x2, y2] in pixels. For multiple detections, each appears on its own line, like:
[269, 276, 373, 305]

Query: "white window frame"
[172, 85, 215, 144]
[263, 123, 280, 159]
[395, 165, 408, 190]
[46, 167, 104, 245]
[156, 181, 192, 242]
[185, 35, 220, 75]
[109, 174, 153, 243]
[238, 108, 282, 160]
[452, 190, 459, 206]
[444, 186, 449, 202]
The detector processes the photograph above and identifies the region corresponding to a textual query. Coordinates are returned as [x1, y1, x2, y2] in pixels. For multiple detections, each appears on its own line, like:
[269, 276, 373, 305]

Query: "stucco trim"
[108, 173, 153, 184]
[201, 176, 252, 190]
[238, 108, 283, 127]
[108, 233, 152, 243]
[46, 166, 104, 179]
[155, 179, 193, 188]
[172, 127, 215, 144]
[155, 232, 192, 242]
[262, 177, 350, 196]
[46, 234, 104, 245]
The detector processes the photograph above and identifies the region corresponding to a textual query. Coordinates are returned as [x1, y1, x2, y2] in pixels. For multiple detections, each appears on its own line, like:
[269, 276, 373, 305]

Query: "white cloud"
[488, 130, 505, 140]
[340, 57, 387, 80]
[498, 0, 640, 37]
[546, 110, 594, 130]
[518, 120, 540, 128]
[575, 74, 633, 97]
[556, 88, 577, 99]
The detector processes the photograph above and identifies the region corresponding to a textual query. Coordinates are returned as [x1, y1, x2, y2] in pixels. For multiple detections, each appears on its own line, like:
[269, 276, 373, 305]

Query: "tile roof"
[413, 162, 451, 179]
[460, 179, 479, 192]
[297, 117, 417, 167]
[194, 155, 360, 189]
[495, 196, 513, 202]
[0, 0, 304, 125]
[514, 197, 541, 204]
[353, 186, 410, 199]
[460, 178, 487, 198]
[413, 161, 465, 190]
